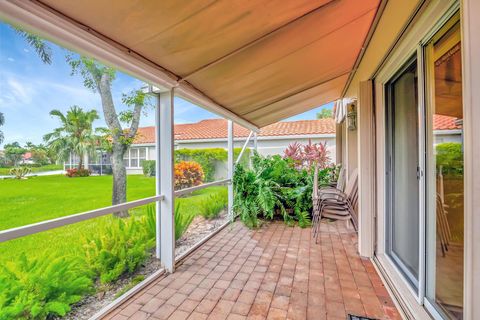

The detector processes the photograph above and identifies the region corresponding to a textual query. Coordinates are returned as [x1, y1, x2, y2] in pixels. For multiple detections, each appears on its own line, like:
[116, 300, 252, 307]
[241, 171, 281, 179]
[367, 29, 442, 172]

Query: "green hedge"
[142, 148, 251, 181]
[436, 142, 463, 176]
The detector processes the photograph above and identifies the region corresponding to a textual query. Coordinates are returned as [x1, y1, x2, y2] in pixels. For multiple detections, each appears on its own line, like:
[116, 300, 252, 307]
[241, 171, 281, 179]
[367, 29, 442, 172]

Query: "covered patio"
[6, 0, 480, 319]
[102, 221, 400, 320]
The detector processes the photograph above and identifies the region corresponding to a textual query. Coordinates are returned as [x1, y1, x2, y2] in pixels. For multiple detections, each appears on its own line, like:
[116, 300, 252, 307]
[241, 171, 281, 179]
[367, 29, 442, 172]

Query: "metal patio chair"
[312, 169, 358, 243]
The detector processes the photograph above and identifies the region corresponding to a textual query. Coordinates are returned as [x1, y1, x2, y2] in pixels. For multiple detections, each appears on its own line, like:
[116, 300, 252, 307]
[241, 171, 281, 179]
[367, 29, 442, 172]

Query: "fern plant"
[82, 214, 155, 284]
[234, 153, 332, 228]
[0, 254, 92, 320]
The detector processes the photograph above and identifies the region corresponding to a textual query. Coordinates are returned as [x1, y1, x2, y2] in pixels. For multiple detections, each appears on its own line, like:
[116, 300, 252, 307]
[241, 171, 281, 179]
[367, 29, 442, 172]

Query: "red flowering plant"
[283, 141, 303, 169]
[174, 161, 205, 190]
[284, 140, 331, 171]
[65, 168, 91, 177]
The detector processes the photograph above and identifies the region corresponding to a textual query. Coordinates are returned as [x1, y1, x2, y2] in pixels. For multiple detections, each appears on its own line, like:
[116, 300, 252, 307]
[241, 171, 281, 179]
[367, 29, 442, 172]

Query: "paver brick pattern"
[103, 221, 401, 320]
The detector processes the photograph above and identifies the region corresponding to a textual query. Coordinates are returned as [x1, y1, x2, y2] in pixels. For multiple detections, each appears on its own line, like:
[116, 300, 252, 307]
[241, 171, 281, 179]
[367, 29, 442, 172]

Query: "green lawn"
[0, 164, 63, 176]
[0, 174, 226, 262]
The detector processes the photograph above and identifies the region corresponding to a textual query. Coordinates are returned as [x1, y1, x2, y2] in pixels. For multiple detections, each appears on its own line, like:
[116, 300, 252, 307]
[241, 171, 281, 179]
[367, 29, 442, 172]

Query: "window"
[139, 147, 146, 165]
[130, 148, 139, 168]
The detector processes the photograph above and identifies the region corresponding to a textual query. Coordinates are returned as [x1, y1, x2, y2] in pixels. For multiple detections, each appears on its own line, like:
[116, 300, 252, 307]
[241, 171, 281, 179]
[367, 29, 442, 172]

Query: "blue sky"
[0, 20, 333, 146]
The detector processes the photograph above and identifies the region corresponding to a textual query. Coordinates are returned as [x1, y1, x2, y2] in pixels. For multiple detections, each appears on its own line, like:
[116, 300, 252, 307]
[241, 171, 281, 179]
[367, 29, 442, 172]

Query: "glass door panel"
[425, 15, 464, 319]
[385, 59, 420, 289]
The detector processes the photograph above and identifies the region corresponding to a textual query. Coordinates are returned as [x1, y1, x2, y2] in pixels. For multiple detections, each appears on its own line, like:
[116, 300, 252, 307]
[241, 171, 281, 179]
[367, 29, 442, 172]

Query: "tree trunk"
[78, 155, 83, 170]
[111, 145, 128, 217]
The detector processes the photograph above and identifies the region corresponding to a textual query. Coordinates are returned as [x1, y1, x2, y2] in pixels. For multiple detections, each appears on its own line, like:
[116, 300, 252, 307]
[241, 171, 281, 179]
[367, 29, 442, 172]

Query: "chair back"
[344, 169, 358, 200]
[336, 167, 346, 191]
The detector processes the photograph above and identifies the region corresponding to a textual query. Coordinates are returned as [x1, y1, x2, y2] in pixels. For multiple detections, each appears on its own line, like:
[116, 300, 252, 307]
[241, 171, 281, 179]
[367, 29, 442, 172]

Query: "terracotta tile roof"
[132, 115, 461, 145]
[433, 114, 462, 130]
[133, 118, 336, 144]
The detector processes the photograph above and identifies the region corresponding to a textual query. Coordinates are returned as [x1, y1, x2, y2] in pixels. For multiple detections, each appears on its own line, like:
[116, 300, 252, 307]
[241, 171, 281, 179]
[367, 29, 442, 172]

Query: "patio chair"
[311, 166, 346, 231]
[312, 169, 358, 242]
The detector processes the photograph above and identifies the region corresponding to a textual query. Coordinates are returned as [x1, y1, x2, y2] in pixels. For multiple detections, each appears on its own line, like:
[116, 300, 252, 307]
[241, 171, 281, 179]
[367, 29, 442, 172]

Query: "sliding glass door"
[425, 14, 464, 319]
[385, 59, 420, 290]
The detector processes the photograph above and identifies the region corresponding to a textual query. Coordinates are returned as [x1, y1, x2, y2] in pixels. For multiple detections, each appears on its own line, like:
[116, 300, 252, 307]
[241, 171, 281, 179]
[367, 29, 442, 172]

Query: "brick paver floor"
[103, 221, 401, 320]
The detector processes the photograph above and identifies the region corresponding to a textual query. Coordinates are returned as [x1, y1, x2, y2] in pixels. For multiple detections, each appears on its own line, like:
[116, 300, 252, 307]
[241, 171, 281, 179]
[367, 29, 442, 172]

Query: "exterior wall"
[123, 135, 336, 176]
[433, 131, 462, 145]
[177, 136, 336, 161]
[341, 0, 473, 318]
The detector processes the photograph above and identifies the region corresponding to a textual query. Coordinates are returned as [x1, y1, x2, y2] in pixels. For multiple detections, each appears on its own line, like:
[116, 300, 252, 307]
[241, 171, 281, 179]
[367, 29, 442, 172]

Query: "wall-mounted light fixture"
[347, 101, 357, 131]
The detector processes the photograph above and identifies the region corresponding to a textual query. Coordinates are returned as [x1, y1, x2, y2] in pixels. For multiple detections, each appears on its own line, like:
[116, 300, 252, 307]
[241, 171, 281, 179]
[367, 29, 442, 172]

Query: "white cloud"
[2, 77, 34, 106]
[7, 57, 14, 62]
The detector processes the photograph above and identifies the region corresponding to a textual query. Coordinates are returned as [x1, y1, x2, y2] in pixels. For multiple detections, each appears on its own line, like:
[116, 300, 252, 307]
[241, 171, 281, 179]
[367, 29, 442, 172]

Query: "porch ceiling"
[37, 0, 381, 128]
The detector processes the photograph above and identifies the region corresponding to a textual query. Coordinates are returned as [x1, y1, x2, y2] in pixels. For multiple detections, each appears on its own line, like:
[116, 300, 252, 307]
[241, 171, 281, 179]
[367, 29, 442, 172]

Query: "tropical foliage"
[233, 144, 333, 228]
[175, 148, 249, 182]
[65, 168, 91, 177]
[316, 108, 333, 119]
[3, 142, 26, 166]
[283, 140, 331, 170]
[141, 160, 156, 177]
[83, 207, 156, 284]
[174, 161, 205, 190]
[199, 190, 228, 219]
[436, 142, 463, 176]
[9, 166, 31, 179]
[175, 148, 227, 182]
[43, 106, 99, 170]
[175, 203, 195, 241]
[0, 254, 92, 320]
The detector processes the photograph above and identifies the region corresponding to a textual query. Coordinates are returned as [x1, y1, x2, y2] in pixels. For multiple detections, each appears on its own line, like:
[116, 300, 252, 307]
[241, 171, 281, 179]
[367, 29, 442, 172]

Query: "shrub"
[234, 154, 332, 228]
[199, 192, 227, 219]
[82, 213, 155, 284]
[9, 166, 31, 179]
[174, 161, 204, 190]
[141, 160, 156, 177]
[65, 168, 91, 177]
[436, 142, 463, 176]
[175, 148, 249, 182]
[175, 203, 195, 240]
[0, 254, 92, 320]
[175, 148, 226, 182]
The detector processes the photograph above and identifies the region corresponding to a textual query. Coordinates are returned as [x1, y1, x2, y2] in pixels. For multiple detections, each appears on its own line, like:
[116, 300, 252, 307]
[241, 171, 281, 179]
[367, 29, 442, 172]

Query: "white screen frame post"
[159, 89, 175, 273]
[227, 120, 234, 219]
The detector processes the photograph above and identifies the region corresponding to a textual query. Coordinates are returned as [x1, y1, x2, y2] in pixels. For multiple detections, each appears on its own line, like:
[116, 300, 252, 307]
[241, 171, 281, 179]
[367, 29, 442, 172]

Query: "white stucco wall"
[125, 135, 336, 176]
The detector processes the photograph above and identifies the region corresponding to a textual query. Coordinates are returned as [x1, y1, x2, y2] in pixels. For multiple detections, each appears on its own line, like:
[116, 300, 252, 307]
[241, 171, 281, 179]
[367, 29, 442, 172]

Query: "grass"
[0, 164, 63, 175]
[0, 174, 227, 263]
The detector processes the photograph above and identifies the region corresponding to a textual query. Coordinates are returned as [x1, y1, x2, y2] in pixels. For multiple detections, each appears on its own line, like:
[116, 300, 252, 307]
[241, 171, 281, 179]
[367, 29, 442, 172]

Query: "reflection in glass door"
[385, 59, 420, 290]
[425, 14, 464, 319]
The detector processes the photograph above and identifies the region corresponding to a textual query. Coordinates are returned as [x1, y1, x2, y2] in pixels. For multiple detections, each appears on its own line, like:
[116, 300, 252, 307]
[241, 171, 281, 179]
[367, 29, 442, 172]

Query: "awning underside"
[38, 0, 380, 128]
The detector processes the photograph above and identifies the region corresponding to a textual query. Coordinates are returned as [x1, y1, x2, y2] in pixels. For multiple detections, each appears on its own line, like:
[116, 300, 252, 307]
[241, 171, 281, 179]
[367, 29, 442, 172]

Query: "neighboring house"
[432, 114, 463, 145]
[126, 118, 337, 174]
[65, 118, 336, 175]
[20, 152, 34, 165]
[65, 116, 460, 176]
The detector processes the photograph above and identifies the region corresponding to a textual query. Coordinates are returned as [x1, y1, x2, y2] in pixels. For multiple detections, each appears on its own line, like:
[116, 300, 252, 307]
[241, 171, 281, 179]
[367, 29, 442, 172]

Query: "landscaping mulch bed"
[63, 212, 229, 320]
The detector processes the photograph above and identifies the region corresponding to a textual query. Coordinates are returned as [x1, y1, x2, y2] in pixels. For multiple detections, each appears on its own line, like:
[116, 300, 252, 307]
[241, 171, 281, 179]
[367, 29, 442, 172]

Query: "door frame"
[372, 0, 459, 318]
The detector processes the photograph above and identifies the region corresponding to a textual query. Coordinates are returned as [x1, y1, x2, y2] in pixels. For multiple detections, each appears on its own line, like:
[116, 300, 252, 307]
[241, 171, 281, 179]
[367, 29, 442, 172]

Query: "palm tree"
[15, 29, 52, 64]
[44, 106, 99, 170]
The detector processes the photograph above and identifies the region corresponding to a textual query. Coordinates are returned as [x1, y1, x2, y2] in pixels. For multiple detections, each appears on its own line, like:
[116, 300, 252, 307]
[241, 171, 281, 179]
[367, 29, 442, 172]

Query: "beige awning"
[2, 0, 381, 129]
